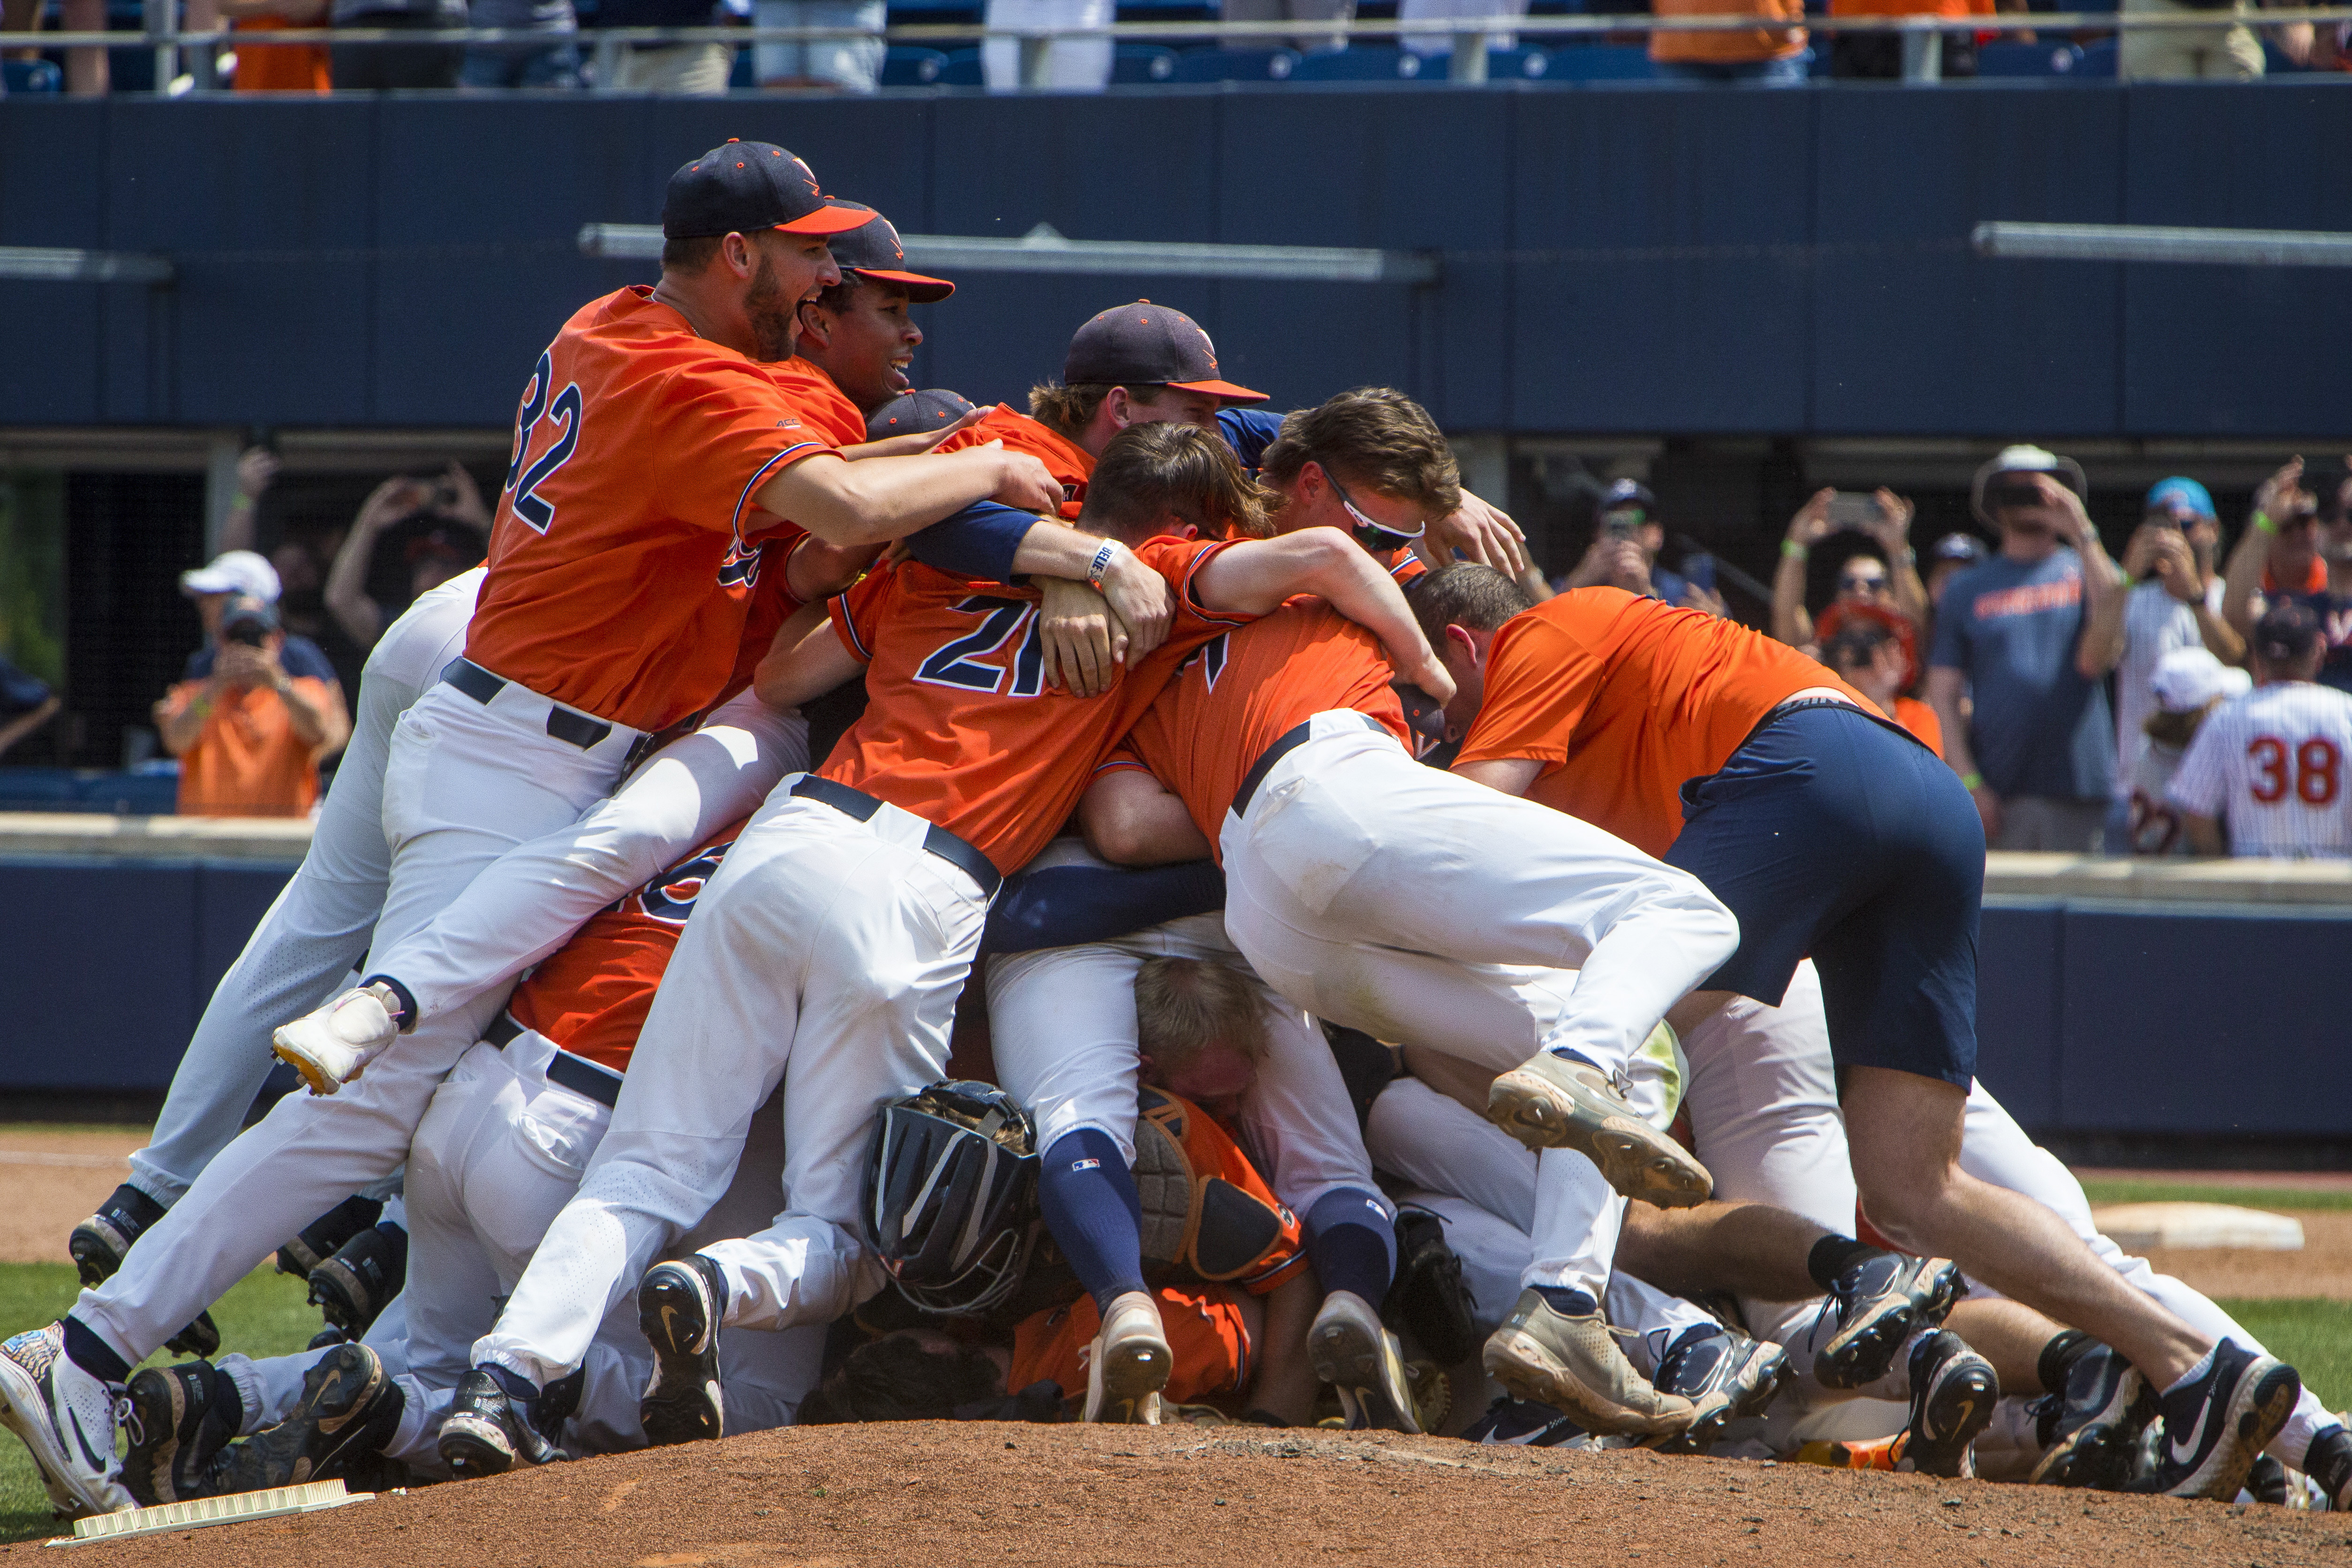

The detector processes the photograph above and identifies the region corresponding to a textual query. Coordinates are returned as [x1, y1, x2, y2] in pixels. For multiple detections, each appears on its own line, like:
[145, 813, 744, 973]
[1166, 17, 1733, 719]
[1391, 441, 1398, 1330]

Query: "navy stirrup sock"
[62, 1317, 131, 1385]
[1038, 1129, 1149, 1316]
[1304, 1189, 1397, 1306]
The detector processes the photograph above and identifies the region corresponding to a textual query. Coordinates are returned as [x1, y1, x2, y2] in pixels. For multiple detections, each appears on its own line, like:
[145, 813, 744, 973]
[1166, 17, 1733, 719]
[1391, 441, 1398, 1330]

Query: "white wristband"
[1086, 539, 1121, 590]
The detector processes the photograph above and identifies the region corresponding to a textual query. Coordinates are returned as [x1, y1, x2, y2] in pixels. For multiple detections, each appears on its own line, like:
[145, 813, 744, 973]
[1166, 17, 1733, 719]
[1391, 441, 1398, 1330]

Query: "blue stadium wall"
[2, 81, 2351, 437]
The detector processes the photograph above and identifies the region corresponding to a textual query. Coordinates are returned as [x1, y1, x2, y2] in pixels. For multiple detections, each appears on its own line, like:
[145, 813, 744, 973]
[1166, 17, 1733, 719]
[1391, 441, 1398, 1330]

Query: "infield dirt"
[10, 1422, 2349, 1568]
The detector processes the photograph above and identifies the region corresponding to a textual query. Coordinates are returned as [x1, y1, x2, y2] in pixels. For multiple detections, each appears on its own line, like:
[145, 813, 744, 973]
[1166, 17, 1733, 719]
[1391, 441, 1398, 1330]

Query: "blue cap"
[2145, 476, 2215, 520]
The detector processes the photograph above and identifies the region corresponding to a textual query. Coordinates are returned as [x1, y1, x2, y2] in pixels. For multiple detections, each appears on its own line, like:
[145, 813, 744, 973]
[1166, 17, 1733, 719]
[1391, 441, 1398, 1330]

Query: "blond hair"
[1135, 957, 1268, 1077]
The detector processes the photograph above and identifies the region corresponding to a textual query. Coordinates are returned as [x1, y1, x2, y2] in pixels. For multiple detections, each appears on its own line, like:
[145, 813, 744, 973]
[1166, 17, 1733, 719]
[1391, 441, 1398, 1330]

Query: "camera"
[221, 602, 277, 648]
[1824, 492, 1884, 529]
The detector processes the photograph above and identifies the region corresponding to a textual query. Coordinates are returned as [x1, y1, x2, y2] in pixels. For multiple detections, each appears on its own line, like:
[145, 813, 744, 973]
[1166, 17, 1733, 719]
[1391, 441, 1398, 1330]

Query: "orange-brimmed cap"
[1063, 300, 1266, 403]
[662, 140, 874, 240]
[825, 202, 956, 302]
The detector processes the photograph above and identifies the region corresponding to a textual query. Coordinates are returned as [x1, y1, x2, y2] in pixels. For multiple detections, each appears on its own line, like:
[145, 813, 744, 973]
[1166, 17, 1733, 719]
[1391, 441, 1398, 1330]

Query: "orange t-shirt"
[1454, 588, 1869, 860]
[1009, 1284, 1253, 1408]
[1892, 694, 1945, 758]
[1117, 600, 1412, 857]
[231, 16, 330, 92]
[463, 287, 851, 733]
[505, 816, 747, 1073]
[936, 405, 1094, 520]
[1829, 0, 1987, 20]
[166, 676, 333, 818]
[1650, 0, 1805, 62]
[819, 538, 1251, 874]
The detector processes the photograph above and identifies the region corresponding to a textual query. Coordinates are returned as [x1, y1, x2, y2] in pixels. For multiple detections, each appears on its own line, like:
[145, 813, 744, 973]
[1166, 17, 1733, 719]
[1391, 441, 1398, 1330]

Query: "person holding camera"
[325, 461, 493, 654]
[1924, 445, 2126, 852]
[1560, 479, 1726, 617]
[2223, 456, 2352, 694]
[155, 595, 352, 818]
[1771, 485, 1930, 651]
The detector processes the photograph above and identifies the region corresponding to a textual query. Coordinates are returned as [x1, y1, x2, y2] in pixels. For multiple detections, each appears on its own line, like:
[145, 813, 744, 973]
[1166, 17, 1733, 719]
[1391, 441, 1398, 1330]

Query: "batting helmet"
[862, 1080, 1041, 1317]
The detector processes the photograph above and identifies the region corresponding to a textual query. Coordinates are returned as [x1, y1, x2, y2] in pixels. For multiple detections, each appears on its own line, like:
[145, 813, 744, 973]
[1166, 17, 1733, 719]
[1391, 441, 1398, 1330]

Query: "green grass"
[2218, 1298, 2352, 1415]
[0, 1263, 321, 1545]
[2079, 1179, 2352, 1214]
[0, 1125, 156, 1140]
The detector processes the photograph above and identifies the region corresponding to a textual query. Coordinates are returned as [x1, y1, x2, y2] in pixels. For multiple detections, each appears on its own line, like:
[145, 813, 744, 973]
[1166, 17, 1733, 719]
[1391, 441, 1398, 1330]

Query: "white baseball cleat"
[1308, 1289, 1423, 1434]
[1082, 1291, 1170, 1425]
[1486, 1050, 1712, 1208]
[0, 1324, 135, 1519]
[271, 984, 404, 1096]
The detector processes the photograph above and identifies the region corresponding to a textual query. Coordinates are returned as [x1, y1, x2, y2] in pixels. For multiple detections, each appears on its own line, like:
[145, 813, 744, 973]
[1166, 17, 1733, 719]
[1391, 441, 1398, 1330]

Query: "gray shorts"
[753, 0, 883, 88]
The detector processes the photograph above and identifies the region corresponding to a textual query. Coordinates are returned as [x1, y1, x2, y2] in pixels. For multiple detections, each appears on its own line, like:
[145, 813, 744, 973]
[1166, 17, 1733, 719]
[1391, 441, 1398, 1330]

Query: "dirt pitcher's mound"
[15, 1424, 2352, 1568]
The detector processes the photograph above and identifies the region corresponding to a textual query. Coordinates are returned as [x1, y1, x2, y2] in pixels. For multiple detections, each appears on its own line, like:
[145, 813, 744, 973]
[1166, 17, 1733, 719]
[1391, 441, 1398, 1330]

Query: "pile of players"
[2, 137, 2342, 1523]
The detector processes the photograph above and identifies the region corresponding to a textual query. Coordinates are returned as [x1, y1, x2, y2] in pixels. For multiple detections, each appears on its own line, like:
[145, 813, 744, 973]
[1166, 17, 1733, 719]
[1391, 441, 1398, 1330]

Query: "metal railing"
[13, 5, 2352, 94]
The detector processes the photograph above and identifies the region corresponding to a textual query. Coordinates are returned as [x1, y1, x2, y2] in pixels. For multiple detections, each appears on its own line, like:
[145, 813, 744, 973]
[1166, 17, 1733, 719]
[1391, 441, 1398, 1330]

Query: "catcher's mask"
[862, 1080, 1040, 1317]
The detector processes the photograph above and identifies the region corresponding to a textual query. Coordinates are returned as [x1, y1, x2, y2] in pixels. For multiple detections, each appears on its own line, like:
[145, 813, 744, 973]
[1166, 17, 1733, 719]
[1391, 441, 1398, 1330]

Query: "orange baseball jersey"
[505, 816, 748, 1073]
[463, 286, 850, 734]
[1892, 694, 1945, 759]
[819, 539, 1252, 874]
[936, 405, 1093, 520]
[1454, 588, 1870, 859]
[1009, 1283, 1253, 1409]
[1114, 600, 1413, 855]
[717, 535, 815, 707]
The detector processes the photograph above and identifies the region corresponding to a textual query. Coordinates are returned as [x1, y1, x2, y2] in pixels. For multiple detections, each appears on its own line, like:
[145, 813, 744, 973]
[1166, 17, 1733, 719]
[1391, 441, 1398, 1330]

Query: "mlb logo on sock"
[1070, 1158, 1101, 1172]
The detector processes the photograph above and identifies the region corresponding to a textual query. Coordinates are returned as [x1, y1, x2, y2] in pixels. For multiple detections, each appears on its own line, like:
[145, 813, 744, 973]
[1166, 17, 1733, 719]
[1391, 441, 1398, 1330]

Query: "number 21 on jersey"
[504, 348, 584, 535]
[915, 595, 1046, 697]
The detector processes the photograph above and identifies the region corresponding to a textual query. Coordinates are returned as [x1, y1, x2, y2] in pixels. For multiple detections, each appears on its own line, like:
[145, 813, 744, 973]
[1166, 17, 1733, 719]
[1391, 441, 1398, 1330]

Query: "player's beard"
[743, 253, 799, 363]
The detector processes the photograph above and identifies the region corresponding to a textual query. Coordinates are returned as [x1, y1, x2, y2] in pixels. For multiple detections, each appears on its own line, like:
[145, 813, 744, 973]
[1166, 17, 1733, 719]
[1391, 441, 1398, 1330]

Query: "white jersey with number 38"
[2168, 681, 2352, 858]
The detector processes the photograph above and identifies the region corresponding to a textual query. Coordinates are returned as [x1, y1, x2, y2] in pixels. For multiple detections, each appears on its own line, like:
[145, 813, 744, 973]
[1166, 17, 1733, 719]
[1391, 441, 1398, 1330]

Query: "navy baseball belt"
[485, 1010, 623, 1109]
[1233, 710, 1388, 819]
[789, 773, 1003, 899]
[439, 657, 697, 768]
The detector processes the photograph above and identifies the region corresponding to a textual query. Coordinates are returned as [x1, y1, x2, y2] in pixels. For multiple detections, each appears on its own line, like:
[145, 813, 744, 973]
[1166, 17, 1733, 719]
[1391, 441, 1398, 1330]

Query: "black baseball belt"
[485, 1011, 624, 1109]
[439, 657, 699, 769]
[1233, 710, 1389, 819]
[789, 773, 1003, 899]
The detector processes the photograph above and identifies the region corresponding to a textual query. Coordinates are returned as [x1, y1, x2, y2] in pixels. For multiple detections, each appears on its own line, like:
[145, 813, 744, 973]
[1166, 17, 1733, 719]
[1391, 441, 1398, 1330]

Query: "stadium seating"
[882, 44, 950, 84]
[1544, 41, 1652, 80]
[1287, 44, 1426, 78]
[1111, 41, 1179, 80]
[1417, 43, 1551, 78]
[1975, 40, 2083, 76]
[938, 44, 984, 82]
[2076, 38, 2119, 77]
[0, 59, 63, 93]
[1168, 46, 1301, 79]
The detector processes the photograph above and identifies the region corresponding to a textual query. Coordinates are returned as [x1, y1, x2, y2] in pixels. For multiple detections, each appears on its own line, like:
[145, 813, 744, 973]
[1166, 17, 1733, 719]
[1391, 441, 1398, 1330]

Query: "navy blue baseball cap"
[1063, 301, 1265, 403]
[2254, 600, 2323, 663]
[824, 202, 955, 303]
[662, 140, 872, 241]
[1601, 478, 1657, 515]
[867, 388, 978, 441]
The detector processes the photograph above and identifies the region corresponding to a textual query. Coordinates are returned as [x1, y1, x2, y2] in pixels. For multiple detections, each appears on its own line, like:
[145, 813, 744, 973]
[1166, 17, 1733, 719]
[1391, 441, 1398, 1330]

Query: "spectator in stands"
[2171, 602, 2352, 858]
[460, 0, 582, 87]
[759, 0, 882, 89]
[2120, 0, 2262, 80]
[177, 550, 344, 705]
[1397, 0, 1527, 65]
[1826, 0, 1983, 78]
[1557, 479, 1726, 616]
[155, 596, 350, 818]
[325, 463, 490, 653]
[592, 0, 739, 90]
[1771, 485, 1930, 651]
[1220, 0, 1351, 53]
[1819, 606, 1942, 757]
[1925, 444, 2126, 851]
[21, 0, 110, 95]
[2224, 456, 2352, 694]
[212, 446, 281, 558]
[0, 645, 59, 763]
[331, 0, 466, 87]
[1648, 0, 1807, 83]
[2082, 475, 2244, 823]
[182, 0, 332, 90]
[2123, 646, 2248, 857]
[1924, 529, 1987, 608]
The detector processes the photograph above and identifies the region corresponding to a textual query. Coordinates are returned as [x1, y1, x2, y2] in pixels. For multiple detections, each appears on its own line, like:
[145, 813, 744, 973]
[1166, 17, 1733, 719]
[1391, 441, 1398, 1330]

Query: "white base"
[47, 1482, 375, 1546]
[2090, 1201, 2306, 1252]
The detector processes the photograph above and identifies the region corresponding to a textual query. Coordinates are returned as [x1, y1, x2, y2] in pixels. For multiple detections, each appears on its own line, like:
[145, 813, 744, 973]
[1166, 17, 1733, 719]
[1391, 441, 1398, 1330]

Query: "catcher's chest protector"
[1132, 1088, 1296, 1284]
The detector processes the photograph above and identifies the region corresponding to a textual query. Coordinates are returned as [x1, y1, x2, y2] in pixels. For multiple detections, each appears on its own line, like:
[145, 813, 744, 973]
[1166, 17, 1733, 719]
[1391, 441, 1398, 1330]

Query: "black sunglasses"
[1324, 467, 1425, 554]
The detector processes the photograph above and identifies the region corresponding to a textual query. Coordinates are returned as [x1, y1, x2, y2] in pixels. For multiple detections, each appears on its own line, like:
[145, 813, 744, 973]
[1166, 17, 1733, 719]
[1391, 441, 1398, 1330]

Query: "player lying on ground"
[1409, 563, 2304, 1501]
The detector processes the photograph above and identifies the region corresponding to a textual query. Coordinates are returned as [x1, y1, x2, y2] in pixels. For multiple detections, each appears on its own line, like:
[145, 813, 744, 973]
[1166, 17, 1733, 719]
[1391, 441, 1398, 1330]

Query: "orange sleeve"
[1453, 612, 1607, 773]
[826, 565, 894, 663]
[1897, 696, 1945, 760]
[652, 360, 838, 539]
[1135, 537, 1258, 631]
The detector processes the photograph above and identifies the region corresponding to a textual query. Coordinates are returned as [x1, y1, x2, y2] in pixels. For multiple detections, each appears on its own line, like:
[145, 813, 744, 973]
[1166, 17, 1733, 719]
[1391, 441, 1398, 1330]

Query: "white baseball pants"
[475, 785, 990, 1391]
[985, 841, 1381, 1224]
[382, 686, 809, 1028]
[1220, 713, 1739, 1084]
[76, 666, 640, 1368]
[125, 569, 480, 1206]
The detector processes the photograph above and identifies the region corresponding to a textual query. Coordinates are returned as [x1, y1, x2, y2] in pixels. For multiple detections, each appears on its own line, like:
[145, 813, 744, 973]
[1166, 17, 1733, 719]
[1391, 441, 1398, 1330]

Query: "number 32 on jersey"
[504, 348, 584, 535]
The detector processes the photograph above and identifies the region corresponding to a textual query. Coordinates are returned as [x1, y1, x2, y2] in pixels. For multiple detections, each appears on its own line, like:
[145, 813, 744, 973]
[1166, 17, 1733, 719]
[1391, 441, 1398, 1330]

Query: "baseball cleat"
[638, 1254, 727, 1447]
[2029, 1342, 2149, 1489]
[1483, 1288, 1695, 1439]
[121, 1359, 241, 1507]
[274, 1194, 385, 1280]
[2302, 1420, 2352, 1511]
[0, 1323, 134, 1518]
[1082, 1291, 1171, 1425]
[68, 1183, 220, 1360]
[439, 1365, 567, 1479]
[1647, 1325, 1791, 1455]
[1462, 1396, 1590, 1447]
[309, 1223, 408, 1338]
[1810, 1249, 1964, 1391]
[206, 1343, 404, 1497]
[1485, 1051, 1711, 1208]
[1900, 1330, 1998, 1479]
[2141, 1339, 2300, 1501]
[271, 983, 404, 1095]
[1308, 1289, 1422, 1434]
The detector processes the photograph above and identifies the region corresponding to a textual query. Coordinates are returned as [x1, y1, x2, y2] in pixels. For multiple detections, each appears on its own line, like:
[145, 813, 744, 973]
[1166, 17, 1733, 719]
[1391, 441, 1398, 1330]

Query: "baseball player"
[789, 202, 957, 421]
[116, 815, 825, 1507]
[1410, 563, 2302, 1500]
[2123, 647, 2249, 856]
[2171, 600, 2352, 858]
[0, 139, 1066, 1520]
[427, 423, 1446, 1474]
